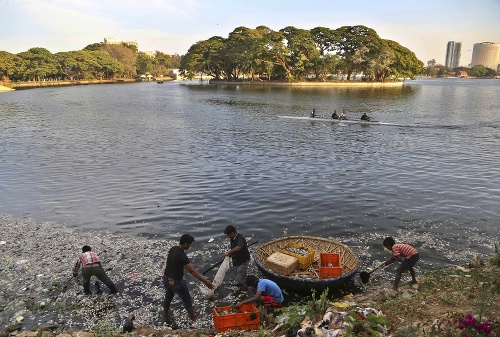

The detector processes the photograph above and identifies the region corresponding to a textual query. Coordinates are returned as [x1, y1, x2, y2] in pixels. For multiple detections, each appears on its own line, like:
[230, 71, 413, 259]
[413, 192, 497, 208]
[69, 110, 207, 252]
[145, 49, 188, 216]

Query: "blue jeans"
[163, 278, 193, 311]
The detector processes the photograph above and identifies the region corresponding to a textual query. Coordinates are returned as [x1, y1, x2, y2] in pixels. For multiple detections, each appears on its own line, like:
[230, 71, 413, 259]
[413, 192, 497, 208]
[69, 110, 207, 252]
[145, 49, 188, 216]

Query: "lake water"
[1, 78, 499, 268]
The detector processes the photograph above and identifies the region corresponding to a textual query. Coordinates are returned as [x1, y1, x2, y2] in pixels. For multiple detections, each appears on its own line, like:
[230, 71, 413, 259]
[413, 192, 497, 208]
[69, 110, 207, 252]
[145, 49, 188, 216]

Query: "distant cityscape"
[445, 41, 500, 73]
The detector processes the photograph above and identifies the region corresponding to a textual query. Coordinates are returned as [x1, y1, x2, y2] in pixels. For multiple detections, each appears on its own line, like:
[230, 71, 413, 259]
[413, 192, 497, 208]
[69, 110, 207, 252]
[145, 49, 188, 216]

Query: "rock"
[1, 322, 22, 334]
[16, 332, 39, 337]
[39, 324, 59, 331]
[123, 315, 135, 333]
[72, 332, 94, 337]
[376, 323, 388, 335]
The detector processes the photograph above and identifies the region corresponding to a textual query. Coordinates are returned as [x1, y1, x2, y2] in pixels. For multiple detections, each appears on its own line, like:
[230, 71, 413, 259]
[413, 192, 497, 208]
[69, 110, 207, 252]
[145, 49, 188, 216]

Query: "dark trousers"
[82, 264, 117, 294]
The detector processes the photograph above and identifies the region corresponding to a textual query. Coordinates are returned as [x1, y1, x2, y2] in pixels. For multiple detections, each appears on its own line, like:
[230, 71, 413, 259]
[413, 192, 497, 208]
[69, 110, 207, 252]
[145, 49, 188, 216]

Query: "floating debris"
[0, 213, 257, 332]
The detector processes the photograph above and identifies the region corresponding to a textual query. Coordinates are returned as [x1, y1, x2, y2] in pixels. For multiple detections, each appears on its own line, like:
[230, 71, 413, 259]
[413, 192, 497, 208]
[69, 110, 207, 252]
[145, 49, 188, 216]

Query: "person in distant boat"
[235, 275, 284, 310]
[222, 225, 251, 291]
[310, 109, 316, 118]
[331, 110, 339, 119]
[72, 245, 117, 295]
[340, 109, 348, 120]
[361, 113, 372, 121]
[382, 237, 419, 293]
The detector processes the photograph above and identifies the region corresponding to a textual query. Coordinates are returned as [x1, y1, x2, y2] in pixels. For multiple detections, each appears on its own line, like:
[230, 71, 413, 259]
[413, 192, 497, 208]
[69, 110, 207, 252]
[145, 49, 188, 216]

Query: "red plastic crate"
[319, 253, 342, 279]
[213, 303, 260, 332]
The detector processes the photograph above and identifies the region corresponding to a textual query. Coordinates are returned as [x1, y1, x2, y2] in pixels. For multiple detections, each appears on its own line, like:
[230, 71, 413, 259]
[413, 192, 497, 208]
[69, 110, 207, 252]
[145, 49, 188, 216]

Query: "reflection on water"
[0, 78, 499, 268]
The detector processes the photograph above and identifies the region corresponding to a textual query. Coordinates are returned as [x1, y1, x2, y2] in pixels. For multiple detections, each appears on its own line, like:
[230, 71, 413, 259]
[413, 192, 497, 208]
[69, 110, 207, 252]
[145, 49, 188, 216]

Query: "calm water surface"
[1, 78, 499, 268]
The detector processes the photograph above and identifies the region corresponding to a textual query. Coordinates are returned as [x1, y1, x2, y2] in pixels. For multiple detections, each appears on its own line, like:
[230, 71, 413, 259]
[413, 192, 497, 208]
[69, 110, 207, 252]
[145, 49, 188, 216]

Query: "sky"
[1, 0, 499, 67]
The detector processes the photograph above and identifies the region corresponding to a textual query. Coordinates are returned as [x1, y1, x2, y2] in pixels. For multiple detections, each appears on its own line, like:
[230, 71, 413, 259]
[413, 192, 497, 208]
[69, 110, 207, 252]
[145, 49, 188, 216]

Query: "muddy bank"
[2, 213, 498, 337]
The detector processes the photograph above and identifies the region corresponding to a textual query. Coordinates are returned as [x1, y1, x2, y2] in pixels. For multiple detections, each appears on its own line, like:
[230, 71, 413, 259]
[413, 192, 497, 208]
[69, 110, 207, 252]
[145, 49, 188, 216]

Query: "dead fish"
[122, 315, 135, 333]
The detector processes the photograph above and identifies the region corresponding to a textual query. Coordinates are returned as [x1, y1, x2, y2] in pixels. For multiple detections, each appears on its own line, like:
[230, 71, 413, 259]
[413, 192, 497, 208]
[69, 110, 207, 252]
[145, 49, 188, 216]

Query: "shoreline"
[1, 212, 498, 337]
[1, 79, 404, 92]
[209, 80, 406, 87]
[2, 79, 139, 91]
[0, 78, 176, 91]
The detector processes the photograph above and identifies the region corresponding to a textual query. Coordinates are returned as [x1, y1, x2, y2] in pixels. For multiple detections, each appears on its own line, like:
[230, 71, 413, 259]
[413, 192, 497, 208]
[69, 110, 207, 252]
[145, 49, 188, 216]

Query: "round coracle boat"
[254, 236, 359, 292]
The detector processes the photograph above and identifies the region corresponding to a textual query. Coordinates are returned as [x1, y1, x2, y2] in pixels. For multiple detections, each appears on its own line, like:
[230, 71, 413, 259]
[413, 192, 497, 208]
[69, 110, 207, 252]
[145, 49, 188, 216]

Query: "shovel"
[359, 262, 385, 284]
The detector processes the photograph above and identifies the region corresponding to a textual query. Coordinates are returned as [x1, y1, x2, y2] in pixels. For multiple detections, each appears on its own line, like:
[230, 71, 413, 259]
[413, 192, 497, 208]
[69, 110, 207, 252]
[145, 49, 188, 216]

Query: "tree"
[179, 24, 424, 82]
[55, 51, 88, 80]
[16, 47, 59, 81]
[280, 26, 320, 80]
[83, 43, 105, 51]
[364, 43, 394, 81]
[179, 37, 226, 79]
[0, 51, 18, 81]
[136, 52, 156, 75]
[469, 64, 496, 78]
[153, 52, 181, 76]
[384, 40, 423, 80]
[333, 25, 383, 80]
[100, 44, 136, 78]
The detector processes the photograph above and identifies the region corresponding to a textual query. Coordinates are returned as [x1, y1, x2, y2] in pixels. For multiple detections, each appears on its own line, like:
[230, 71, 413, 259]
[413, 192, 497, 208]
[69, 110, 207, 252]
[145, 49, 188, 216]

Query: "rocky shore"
[1, 213, 498, 337]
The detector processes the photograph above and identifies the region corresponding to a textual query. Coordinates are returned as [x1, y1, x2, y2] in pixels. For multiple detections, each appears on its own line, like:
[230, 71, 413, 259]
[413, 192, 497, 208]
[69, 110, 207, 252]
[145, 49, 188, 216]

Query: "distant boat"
[278, 115, 409, 127]
[157, 80, 164, 84]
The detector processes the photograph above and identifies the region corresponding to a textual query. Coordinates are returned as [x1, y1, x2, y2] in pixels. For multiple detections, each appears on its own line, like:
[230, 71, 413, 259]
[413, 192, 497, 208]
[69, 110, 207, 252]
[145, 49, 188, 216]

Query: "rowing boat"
[278, 115, 408, 127]
[254, 236, 359, 292]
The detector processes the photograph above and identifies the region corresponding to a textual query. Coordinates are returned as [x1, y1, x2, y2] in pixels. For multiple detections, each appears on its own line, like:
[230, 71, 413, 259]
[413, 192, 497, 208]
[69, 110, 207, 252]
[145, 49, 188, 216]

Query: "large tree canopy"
[180, 25, 424, 82]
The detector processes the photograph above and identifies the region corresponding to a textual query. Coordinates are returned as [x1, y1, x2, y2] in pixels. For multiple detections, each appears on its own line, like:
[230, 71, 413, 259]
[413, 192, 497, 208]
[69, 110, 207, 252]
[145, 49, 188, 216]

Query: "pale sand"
[0, 84, 15, 92]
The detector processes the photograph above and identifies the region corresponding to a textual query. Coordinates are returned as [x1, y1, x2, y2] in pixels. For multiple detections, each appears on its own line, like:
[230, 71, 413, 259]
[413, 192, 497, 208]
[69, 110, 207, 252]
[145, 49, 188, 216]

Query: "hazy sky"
[1, 0, 499, 66]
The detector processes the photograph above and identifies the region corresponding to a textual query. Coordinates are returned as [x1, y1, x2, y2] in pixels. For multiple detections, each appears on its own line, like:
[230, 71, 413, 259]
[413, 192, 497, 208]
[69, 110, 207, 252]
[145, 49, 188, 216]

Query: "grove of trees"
[0, 43, 181, 82]
[423, 58, 498, 78]
[179, 25, 424, 82]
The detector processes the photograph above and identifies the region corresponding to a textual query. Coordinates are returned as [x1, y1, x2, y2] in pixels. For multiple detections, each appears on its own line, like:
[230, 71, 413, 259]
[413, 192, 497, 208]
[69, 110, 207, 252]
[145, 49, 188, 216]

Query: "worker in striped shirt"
[382, 237, 419, 292]
[72, 245, 117, 295]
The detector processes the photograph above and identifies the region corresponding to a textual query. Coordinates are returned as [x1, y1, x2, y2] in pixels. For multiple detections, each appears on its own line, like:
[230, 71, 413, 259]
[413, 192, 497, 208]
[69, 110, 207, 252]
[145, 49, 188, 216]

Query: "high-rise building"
[445, 41, 462, 69]
[471, 42, 500, 70]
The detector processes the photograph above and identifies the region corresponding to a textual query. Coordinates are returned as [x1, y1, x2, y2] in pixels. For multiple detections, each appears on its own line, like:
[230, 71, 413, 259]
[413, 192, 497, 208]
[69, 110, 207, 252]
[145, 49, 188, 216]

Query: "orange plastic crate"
[213, 303, 260, 333]
[319, 253, 342, 279]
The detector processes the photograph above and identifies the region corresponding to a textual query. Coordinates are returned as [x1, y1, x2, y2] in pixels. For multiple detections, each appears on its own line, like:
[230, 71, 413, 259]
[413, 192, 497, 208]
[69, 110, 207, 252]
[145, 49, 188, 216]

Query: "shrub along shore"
[1, 213, 498, 336]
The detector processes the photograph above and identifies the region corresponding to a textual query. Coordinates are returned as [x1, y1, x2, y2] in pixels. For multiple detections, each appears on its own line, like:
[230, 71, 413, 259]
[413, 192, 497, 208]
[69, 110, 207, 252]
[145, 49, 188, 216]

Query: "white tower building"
[471, 42, 500, 70]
